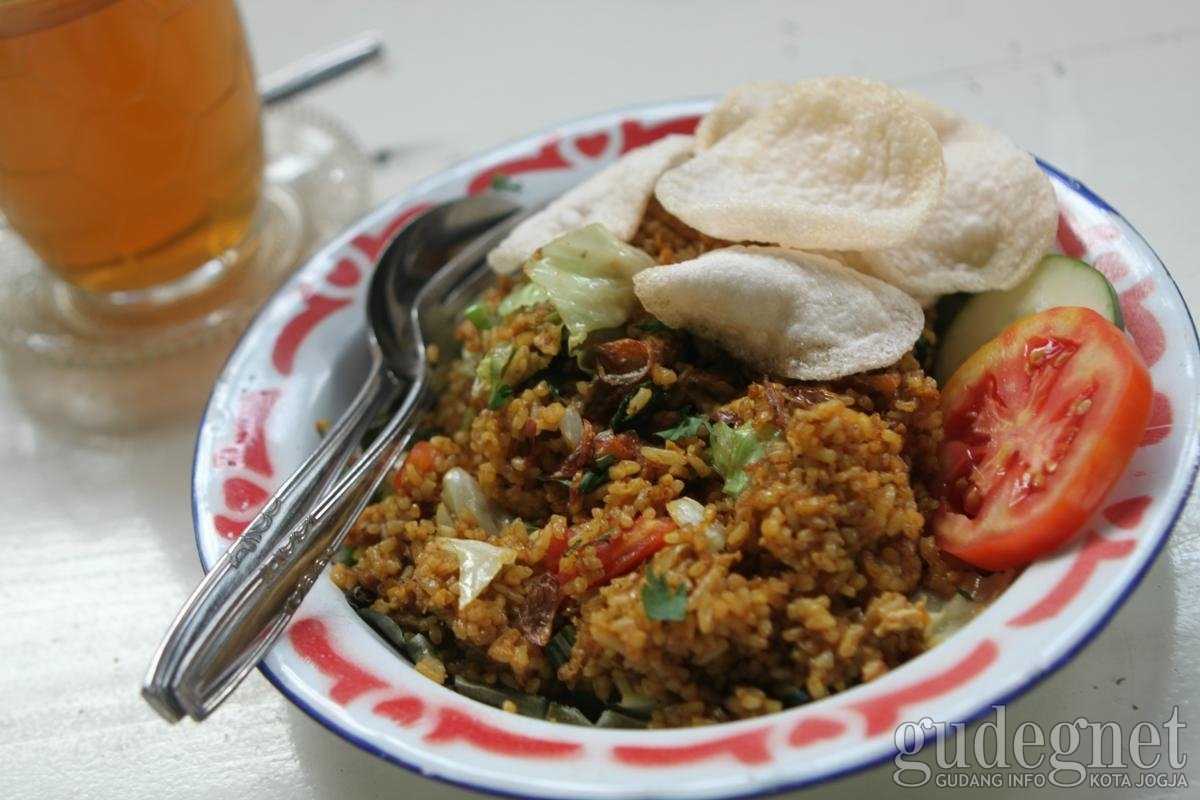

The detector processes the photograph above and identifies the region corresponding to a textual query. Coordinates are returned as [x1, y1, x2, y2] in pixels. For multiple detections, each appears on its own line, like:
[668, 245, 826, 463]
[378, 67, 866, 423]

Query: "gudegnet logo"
[893, 705, 1188, 789]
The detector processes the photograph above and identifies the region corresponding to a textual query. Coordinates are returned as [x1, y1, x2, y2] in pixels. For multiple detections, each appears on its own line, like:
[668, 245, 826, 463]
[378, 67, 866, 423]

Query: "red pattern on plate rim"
[788, 717, 847, 747]
[1055, 211, 1173, 445]
[290, 617, 389, 704]
[1007, 532, 1139, 628]
[613, 727, 772, 767]
[1142, 391, 1173, 446]
[196, 114, 1181, 777]
[289, 615, 580, 757]
[211, 205, 429, 541]
[212, 388, 280, 477]
[1120, 277, 1167, 367]
[467, 139, 573, 195]
[272, 203, 431, 377]
[574, 132, 609, 158]
[1056, 210, 1088, 259]
[212, 388, 280, 540]
[373, 696, 425, 727]
[350, 203, 433, 262]
[1102, 495, 1152, 530]
[425, 708, 582, 758]
[619, 116, 701, 152]
[846, 640, 999, 736]
[272, 293, 354, 376]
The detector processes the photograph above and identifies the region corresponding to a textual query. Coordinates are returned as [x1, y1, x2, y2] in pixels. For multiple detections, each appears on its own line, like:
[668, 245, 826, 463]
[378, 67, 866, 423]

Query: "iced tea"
[0, 0, 263, 294]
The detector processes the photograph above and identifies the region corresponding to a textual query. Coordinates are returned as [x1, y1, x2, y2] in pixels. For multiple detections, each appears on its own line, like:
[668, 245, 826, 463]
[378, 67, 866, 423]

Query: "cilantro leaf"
[488, 383, 513, 410]
[635, 320, 674, 333]
[611, 381, 663, 432]
[656, 414, 711, 442]
[474, 342, 514, 410]
[709, 421, 765, 496]
[490, 173, 523, 192]
[579, 454, 618, 494]
[641, 567, 687, 621]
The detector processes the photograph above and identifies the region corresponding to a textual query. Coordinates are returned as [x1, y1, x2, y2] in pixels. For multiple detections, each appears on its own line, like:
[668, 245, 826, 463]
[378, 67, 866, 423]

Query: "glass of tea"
[0, 0, 373, 430]
[0, 0, 265, 314]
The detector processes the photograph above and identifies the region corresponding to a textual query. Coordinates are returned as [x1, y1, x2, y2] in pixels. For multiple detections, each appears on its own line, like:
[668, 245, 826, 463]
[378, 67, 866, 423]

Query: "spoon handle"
[142, 354, 399, 721]
[258, 31, 385, 106]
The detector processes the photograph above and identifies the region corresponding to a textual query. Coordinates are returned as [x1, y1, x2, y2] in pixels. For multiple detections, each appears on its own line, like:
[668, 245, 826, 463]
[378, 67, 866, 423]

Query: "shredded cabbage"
[560, 405, 584, 450]
[924, 591, 976, 645]
[497, 281, 551, 317]
[437, 538, 517, 608]
[666, 497, 726, 552]
[710, 422, 766, 497]
[441, 467, 510, 536]
[524, 223, 655, 350]
[472, 342, 513, 409]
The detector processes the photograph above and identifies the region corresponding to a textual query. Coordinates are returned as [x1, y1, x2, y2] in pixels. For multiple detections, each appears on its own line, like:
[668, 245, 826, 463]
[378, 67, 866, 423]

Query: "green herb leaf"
[710, 421, 765, 496]
[635, 320, 674, 333]
[490, 173, 523, 192]
[641, 567, 687, 621]
[611, 381, 663, 432]
[464, 302, 494, 331]
[345, 585, 377, 610]
[656, 414, 711, 442]
[333, 542, 355, 566]
[579, 454, 618, 494]
[488, 383, 513, 410]
[497, 281, 551, 317]
[473, 342, 514, 408]
[546, 624, 576, 668]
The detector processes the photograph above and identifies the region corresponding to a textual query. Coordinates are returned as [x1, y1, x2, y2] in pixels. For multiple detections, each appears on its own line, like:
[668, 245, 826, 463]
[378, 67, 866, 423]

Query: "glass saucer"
[0, 103, 372, 432]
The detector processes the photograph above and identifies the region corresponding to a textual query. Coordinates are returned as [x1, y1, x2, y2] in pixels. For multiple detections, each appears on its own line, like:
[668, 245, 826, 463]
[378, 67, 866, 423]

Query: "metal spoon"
[259, 31, 385, 106]
[143, 195, 524, 722]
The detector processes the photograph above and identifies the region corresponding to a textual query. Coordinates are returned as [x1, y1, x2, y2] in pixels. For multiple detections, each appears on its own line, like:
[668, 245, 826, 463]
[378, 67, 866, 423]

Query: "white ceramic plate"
[192, 100, 1200, 800]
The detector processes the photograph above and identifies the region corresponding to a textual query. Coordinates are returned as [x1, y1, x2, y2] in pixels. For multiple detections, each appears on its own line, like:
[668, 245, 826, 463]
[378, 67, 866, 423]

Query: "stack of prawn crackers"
[488, 77, 1057, 382]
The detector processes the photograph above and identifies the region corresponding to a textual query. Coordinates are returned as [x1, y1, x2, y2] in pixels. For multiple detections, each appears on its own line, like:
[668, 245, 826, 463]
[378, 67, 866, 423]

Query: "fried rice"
[331, 200, 1005, 728]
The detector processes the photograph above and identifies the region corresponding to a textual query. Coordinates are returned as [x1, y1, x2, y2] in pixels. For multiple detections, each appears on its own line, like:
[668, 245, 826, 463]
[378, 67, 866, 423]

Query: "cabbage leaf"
[710, 421, 766, 496]
[497, 281, 551, 317]
[437, 538, 517, 609]
[524, 224, 655, 350]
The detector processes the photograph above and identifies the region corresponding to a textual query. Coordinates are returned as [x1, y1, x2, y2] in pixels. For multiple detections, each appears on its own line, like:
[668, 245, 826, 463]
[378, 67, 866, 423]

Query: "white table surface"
[2, 1, 1197, 798]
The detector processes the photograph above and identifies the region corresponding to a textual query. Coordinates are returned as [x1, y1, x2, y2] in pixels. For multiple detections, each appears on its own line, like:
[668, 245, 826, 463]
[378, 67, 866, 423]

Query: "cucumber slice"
[933, 255, 1123, 384]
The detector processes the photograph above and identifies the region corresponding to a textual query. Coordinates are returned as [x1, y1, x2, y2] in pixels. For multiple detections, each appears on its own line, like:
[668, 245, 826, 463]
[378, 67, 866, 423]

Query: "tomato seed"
[963, 485, 984, 516]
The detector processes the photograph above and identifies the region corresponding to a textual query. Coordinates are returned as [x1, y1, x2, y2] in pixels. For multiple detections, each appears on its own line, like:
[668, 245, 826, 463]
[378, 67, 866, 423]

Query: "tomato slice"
[394, 440, 439, 488]
[557, 516, 675, 588]
[545, 527, 570, 573]
[934, 307, 1152, 570]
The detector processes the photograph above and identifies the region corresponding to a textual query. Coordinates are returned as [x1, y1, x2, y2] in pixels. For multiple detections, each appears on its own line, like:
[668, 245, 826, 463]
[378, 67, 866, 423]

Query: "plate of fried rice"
[192, 82, 1199, 798]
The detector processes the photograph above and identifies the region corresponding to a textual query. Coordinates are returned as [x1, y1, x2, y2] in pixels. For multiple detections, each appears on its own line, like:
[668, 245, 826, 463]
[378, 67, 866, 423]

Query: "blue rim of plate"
[189, 101, 1200, 800]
